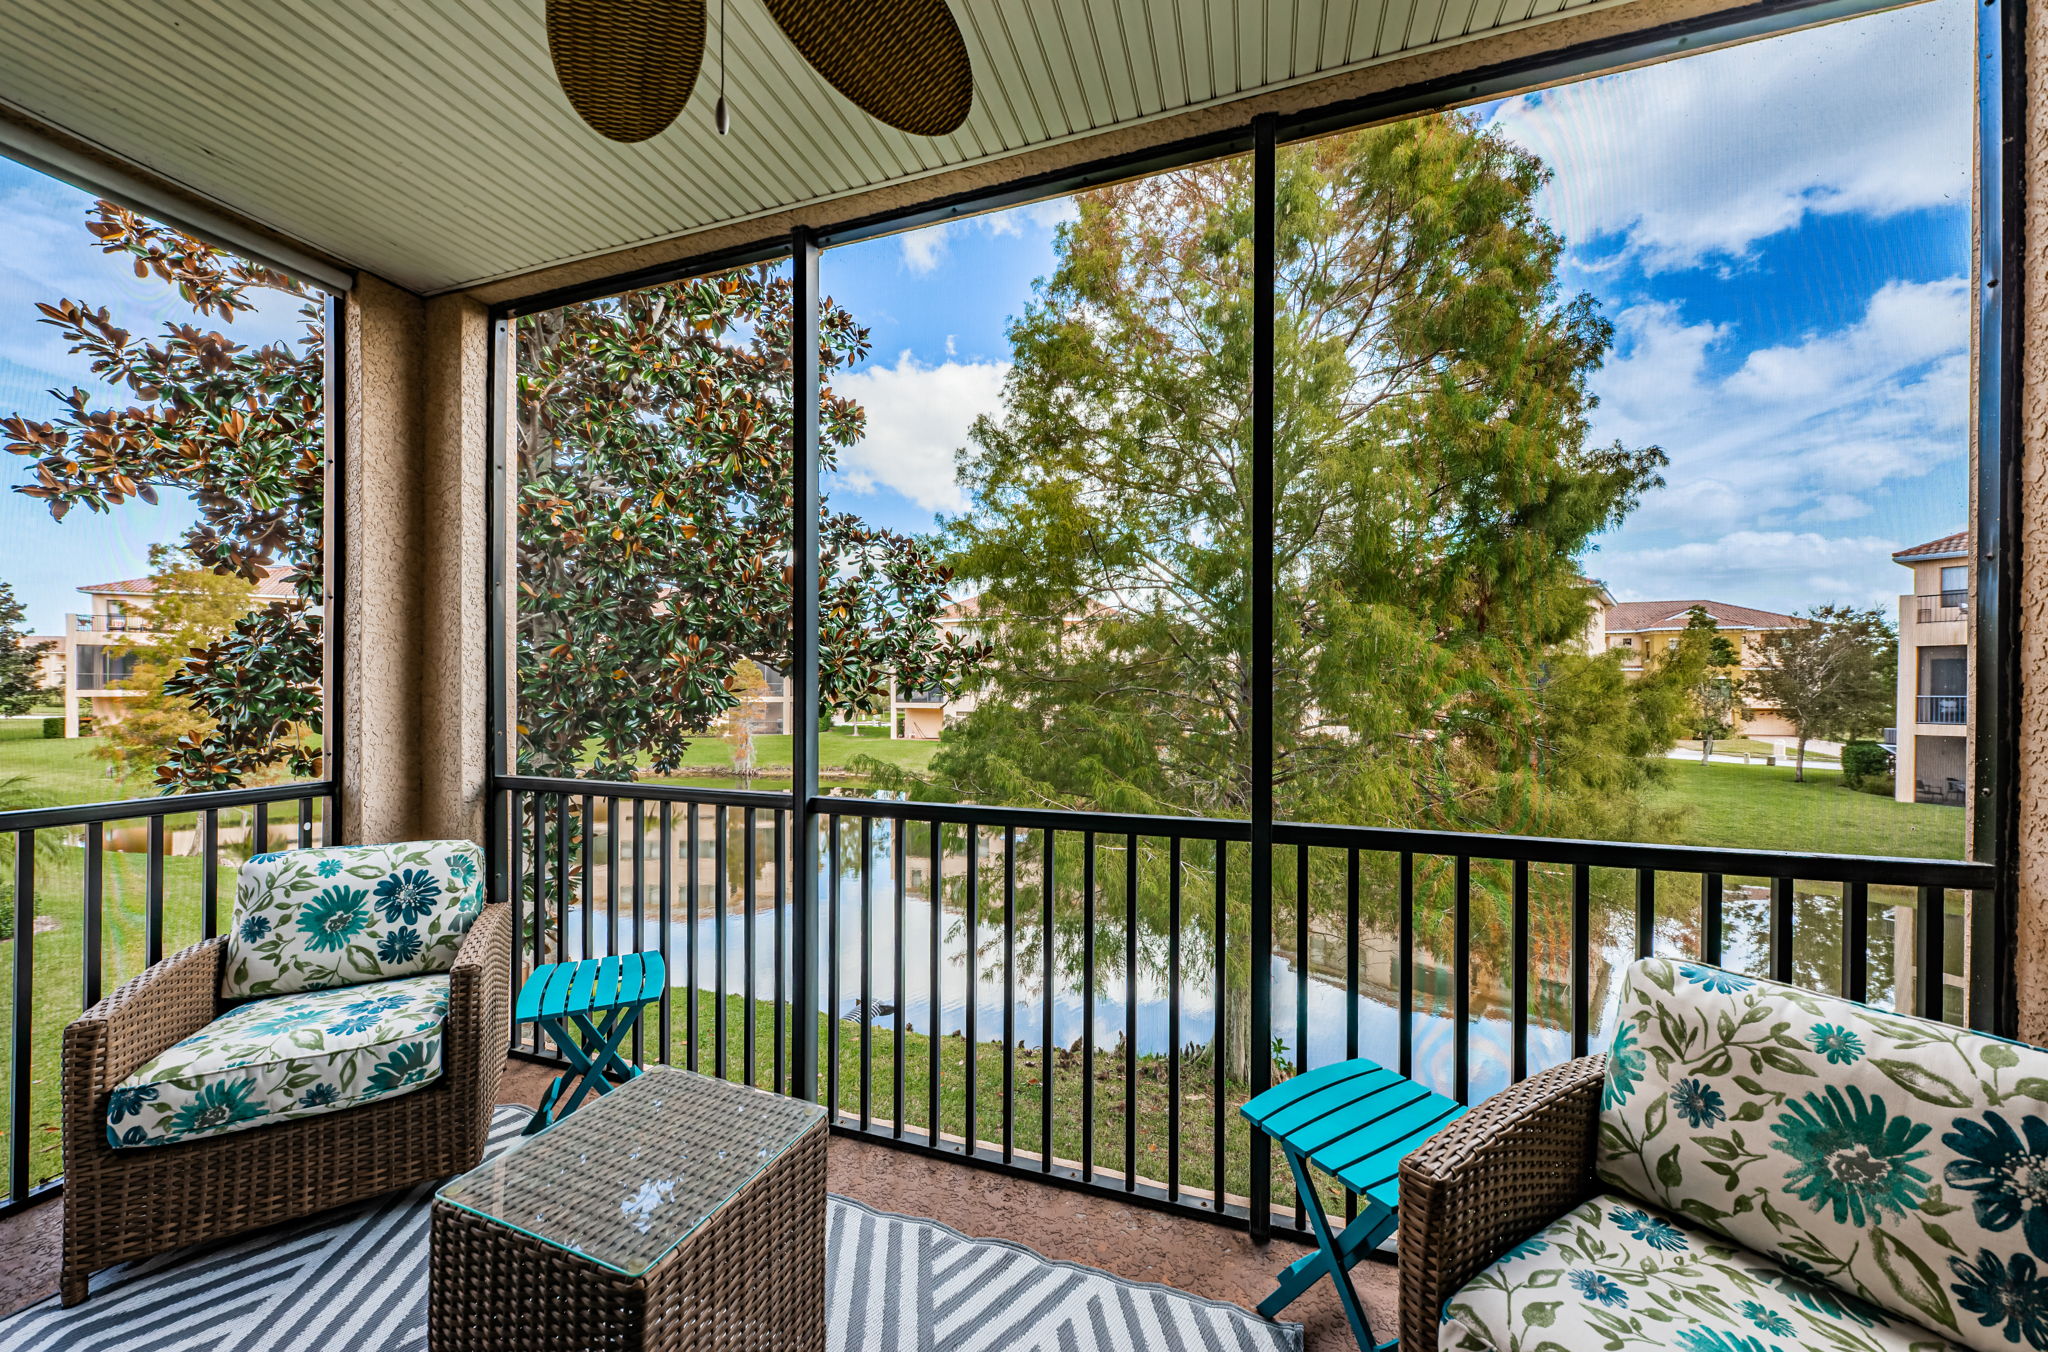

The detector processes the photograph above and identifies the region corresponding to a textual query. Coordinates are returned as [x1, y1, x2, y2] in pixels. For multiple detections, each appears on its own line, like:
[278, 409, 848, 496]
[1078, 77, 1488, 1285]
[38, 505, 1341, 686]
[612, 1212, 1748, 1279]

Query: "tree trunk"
[1700, 735, 1713, 763]
[1794, 736, 1808, 782]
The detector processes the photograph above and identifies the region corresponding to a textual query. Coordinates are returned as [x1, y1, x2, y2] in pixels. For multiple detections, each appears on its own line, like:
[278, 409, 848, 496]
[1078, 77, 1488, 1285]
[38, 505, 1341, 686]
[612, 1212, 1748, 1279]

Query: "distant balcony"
[1917, 694, 1968, 725]
[896, 686, 948, 705]
[1913, 592, 1969, 624]
[70, 612, 152, 634]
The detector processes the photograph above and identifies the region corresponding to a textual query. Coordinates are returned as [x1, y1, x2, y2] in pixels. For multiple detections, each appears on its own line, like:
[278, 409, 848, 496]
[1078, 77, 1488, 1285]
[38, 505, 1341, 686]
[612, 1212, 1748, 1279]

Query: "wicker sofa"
[60, 867, 509, 1305]
[1400, 956, 2048, 1352]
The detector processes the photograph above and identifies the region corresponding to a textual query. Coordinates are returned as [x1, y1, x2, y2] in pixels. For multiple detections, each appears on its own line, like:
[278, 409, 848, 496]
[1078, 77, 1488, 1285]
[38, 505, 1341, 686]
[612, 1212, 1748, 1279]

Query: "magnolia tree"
[2, 203, 325, 791]
[512, 265, 984, 779]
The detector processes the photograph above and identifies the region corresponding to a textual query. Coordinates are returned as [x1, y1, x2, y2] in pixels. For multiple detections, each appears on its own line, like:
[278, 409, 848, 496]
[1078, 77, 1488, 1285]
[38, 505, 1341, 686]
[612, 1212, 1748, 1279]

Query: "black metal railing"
[492, 777, 1992, 1246]
[1918, 694, 1969, 724]
[0, 780, 335, 1216]
[1914, 593, 1970, 623]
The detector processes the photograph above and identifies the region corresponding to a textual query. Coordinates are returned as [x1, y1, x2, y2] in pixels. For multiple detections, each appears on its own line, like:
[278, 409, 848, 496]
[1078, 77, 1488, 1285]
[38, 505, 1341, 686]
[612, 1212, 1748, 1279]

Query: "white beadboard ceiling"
[0, 0, 1617, 294]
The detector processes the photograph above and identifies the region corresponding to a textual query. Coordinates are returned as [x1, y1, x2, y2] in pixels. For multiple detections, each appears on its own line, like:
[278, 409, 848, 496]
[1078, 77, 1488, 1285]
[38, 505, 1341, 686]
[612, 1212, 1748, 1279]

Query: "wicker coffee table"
[430, 1066, 828, 1351]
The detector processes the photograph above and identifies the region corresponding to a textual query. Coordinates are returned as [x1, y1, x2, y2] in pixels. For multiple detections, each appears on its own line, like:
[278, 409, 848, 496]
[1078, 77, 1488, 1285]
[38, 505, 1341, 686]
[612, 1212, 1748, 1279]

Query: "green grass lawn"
[0, 722, 132, 807]
[640, 727, 939, 782]
[1671, 737, 1836, 762]
[1647, 760, 1963, 860]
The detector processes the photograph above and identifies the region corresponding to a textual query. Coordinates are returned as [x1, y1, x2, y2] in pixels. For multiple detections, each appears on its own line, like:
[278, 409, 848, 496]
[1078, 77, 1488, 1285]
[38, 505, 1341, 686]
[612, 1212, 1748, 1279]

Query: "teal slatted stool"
[1240, 1056, 1466, 1351]
[514, 953, 667, 1135]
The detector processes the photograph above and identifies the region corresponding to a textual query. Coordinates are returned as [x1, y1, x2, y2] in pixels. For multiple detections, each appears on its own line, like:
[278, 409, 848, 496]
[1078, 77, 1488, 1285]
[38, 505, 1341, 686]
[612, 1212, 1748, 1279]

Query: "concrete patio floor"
[0, 1056, 1397, 1348]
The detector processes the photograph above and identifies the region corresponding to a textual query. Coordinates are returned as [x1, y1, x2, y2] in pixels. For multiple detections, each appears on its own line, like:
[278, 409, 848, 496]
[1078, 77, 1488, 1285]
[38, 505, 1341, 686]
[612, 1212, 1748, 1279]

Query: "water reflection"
[545, 811, 1939, 1104]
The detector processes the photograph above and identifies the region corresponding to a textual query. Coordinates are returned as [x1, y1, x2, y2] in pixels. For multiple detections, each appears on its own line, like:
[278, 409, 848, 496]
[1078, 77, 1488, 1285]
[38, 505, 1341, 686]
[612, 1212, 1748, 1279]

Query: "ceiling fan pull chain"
[716, 0, 732, 135]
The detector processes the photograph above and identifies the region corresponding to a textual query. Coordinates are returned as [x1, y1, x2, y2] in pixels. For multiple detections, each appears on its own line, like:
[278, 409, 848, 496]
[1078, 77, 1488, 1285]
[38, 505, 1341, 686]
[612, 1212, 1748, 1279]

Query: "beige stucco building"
[1595, 598, 1807, 739]
[58, 569, 297, 739]
[1893, 531, 1972, 805]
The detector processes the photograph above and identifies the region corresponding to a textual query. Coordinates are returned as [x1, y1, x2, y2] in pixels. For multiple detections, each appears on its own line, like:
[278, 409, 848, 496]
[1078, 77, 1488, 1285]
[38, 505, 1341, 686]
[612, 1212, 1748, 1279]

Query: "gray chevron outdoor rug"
[2, 1106, 1300, 1351]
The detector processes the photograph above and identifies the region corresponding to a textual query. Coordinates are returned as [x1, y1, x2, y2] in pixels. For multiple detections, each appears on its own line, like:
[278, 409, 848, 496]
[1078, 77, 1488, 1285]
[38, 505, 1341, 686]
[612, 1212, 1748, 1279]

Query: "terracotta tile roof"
[1603, 599, 1805, 632]
[1892, 531, 1969, 562]
[79, 564, 299, 600]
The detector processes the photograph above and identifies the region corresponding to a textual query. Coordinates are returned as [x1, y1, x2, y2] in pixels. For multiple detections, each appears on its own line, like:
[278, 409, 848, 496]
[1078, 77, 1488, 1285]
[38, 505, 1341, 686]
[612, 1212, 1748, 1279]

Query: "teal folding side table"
[1240, 1056, 1466, 1351]
[514, 952, 667, 1134]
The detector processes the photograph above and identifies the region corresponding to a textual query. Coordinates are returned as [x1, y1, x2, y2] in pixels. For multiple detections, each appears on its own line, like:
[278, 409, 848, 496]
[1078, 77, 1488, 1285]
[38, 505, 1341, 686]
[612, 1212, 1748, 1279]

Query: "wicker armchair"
[1396, 1055, 1606, 1352]
[59, 899, 510, 1306]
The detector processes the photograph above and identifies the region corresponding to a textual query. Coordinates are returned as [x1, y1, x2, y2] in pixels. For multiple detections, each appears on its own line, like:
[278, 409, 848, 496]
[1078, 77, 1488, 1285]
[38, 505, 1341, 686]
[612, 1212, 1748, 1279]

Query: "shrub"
[41, 716, 61, 739]
[1841, 739, 1892, 787]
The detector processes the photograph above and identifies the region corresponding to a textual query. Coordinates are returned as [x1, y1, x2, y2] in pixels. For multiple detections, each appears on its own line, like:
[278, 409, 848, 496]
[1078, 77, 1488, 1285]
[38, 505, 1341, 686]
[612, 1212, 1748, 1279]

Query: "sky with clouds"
[0, 0, 1972, 633]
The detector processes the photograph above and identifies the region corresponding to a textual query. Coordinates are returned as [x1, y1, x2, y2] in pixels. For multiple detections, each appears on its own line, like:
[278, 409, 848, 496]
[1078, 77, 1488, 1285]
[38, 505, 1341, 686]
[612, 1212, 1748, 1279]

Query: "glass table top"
[436, 1066, 826, 1276]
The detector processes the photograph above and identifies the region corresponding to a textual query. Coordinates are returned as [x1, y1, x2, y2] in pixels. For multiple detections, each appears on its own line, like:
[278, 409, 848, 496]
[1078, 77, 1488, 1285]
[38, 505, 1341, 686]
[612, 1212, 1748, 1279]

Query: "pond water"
[541, 814, 1933, 1102]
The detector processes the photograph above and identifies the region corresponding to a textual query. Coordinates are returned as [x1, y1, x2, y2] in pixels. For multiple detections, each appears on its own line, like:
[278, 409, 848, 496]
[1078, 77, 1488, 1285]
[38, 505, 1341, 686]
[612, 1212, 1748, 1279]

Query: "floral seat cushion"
[1441, 1192, 1961, 1352]
[1597, 958, 2048, 1351]
[221, 839, 485, 997]
[106, 973, 447, 1148]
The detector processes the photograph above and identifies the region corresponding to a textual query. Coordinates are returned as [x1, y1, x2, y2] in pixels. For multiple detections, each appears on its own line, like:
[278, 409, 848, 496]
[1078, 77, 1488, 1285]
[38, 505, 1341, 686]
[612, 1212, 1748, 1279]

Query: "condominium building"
[1892, 531, 1970, 805]
[59, 568, 298, 738]
[1594, 598, 1807, 738]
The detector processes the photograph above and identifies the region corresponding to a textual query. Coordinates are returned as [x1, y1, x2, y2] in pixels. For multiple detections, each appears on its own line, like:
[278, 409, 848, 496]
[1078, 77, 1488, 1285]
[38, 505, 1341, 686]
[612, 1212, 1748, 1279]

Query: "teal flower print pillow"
[1595, 957, 2048, 1352]
[221, 839, 486, 997]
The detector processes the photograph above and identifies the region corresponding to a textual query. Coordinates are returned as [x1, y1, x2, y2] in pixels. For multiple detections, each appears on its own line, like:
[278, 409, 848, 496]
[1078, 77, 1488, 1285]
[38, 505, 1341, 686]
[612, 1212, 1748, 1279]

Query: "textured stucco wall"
[340, 275, 427, 845]
[2016, 0, 2048, 1042]
[417, 294, 491, 843]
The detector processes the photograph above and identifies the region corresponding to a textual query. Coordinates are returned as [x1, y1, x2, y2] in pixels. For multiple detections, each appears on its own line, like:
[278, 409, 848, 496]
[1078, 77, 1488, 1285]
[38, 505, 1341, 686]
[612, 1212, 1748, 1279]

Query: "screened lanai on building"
[0, 0, 2041, 1347]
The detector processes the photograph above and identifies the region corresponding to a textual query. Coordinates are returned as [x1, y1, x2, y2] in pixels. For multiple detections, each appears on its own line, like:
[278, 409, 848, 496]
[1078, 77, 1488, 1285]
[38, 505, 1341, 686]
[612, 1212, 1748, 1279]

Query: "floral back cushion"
[1596, 957, 2048, 1352]
[221, 840, 485, 998]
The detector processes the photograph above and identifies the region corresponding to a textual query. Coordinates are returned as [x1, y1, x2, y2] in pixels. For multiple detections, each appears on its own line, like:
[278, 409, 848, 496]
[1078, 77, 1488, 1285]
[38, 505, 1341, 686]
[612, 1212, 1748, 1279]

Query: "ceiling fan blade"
[546, 0, 706, 143]
[761, 0, 973, 138]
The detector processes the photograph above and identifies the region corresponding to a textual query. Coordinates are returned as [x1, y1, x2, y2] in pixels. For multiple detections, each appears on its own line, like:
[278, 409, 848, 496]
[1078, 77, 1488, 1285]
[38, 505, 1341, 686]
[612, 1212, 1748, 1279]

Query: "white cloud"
[1485, 0, 1971, 271]
[831, 350, 1010, 513]
[895, 195, 1079, 275]
[1595, 278, 1967, 528]
[1600, 530, 1906, 610]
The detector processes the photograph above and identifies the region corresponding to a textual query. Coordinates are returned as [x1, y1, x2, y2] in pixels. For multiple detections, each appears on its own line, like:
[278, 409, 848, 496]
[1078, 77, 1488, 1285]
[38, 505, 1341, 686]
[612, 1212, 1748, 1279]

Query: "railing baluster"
[1041, 828, 1056, 1174]
[859, 814, 872, 1130]
[83, 822, 103, 1009]
[929, 820, 942, 1152]
[1212, 839, 1227, 1214]
[1843, 880, 1869, 1004]
[774, 807, 787, 1093]
[1703, 873, 1723, 966]
[605, 797, 621, 963]
[1295, 844, 1309, 1088]
[1512, 859, 1529, 1084]
[893, 818, 906, 1136]
[580, 795, 595, 963]
[1168, 835, 1182, 1203]
[508, 791, 526, 1050]
[1916, 885, 1946, 1020]
[1771, 876, 1795, 985]
[253, 800, 268, 860]
[1081, 831, 1095, 1182]
[1454, 855, 1470, 1104]
[825, 814, 838, 1114]
[531, 795, 547, 1053]
[1399, 850, 1414, 1080]
[746, 806, 759, 1088]
[1571, 863, 1591, 1058]
[714, 805, 728, 1081]
[201, 811, 219, 942]
[1124, 832, 1138, 1192]
[297, 795, 313, 849]
[659, 802, 674, 1066]
[145, 815, 165, 967]
[551, 794, 567, 977]
[632, 798, 647, 1066]
[686, 803, 700, 1071]
[964, 822, 980, 1156]
[1342, 845, 1358, 1226]
[11, 829, 33, 1205]
[1003, 825, 1017, 1165]
[1635, 867, 1656, 959]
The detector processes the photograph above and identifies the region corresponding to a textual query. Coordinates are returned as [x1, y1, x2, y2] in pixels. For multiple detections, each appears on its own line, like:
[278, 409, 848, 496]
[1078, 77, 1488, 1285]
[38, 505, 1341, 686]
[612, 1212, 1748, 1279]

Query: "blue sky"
[0, 0, 1971, 632]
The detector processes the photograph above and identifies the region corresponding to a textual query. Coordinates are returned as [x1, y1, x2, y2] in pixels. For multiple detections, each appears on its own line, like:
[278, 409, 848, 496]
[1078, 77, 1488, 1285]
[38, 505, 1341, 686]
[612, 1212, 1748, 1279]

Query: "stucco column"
[339, 274, 427, 844]
[417, 293, 491, 842]
[2015, 0, 2048, 1042]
